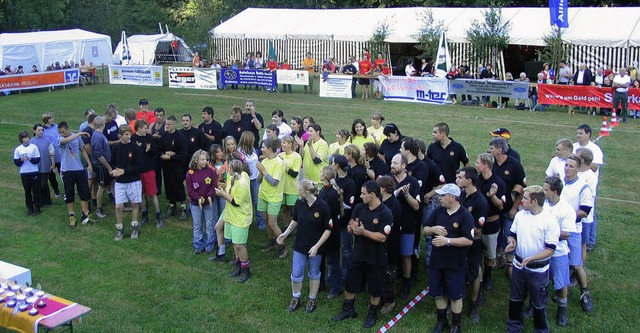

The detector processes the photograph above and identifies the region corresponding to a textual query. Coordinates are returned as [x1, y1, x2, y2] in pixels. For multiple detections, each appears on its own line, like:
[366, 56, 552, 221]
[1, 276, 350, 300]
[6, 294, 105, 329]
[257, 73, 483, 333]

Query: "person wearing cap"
[136, 99, 156, 124]
[423, 183, 474, 333]
[505, 185, 559, 333]
[490, 128, 521, 162]
[427, 123, 469, 184]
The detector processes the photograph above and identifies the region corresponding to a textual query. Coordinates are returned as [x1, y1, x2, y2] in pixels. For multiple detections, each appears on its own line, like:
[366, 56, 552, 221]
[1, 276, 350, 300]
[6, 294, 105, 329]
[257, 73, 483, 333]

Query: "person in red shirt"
[136, 99, 156, 124]
[358, 54, 373, 99]
[266, 57, 278, 93]
[374, 53, 386, 69]
[279, 59, 292, 94]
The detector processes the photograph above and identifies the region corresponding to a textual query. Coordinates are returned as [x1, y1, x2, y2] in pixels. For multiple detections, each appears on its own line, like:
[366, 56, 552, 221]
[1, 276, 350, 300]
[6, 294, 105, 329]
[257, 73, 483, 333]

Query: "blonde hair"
[189, 149, 209, 170]
[344, 144, 365, 167]
[298, 179, 318, 195]
[323, 166, 344, 217]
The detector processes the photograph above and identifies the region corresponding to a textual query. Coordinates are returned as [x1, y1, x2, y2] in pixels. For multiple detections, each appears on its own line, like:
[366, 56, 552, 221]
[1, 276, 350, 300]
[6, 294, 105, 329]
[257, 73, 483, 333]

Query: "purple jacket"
[186, 166, 218, 205]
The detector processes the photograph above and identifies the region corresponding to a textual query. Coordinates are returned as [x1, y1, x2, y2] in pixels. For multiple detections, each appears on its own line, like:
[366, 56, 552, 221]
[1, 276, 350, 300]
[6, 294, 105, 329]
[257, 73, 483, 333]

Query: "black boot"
[363, 303, 380, 328]
[229, 261, 241, 278]
[432, 308, 449, 333]
[469, 300, 480, 323]
[238, 267, 250, 283]
[399, 277, 410, 300]
[332, 299, 357, 321]
[556, 306, 568, 327]
[483, 266, 494, 291]
[140, 210, 148, 225]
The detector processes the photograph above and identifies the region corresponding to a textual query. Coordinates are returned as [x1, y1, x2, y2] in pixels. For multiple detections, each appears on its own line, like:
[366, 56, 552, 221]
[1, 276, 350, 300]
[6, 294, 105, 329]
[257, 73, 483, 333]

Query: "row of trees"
[0, 0, 635, 54]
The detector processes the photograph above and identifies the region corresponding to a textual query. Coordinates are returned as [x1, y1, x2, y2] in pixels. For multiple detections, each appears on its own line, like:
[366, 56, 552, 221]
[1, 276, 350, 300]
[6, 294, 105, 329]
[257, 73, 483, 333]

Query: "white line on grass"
[173, 92, 640, 133]
[598, 197, 640, 205]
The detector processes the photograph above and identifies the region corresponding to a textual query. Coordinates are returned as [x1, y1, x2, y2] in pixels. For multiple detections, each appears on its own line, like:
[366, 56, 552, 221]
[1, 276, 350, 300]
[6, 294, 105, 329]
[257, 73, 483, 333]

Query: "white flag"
[434, 31, 451, 78]
[121, 31, 131, 65]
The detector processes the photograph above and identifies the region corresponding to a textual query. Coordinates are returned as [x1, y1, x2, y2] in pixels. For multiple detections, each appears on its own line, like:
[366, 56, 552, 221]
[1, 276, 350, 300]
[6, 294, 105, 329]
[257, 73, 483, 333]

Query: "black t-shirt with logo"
[292, 198, 333, 255]
[427, 138, 469, 184]
[350, 202, 393, 265]
[425, 205, 474, 271]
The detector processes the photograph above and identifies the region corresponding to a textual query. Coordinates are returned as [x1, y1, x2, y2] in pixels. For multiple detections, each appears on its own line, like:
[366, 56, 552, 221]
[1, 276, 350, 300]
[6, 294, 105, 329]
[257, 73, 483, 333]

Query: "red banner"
[0, 69, 79, 92]
[538, 84, 640, 109]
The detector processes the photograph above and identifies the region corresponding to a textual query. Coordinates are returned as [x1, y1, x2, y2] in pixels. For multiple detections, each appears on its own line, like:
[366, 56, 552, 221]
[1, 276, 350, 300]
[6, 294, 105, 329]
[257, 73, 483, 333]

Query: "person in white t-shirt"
[14, 130, 42, 216]
[612, 67, 631, 122]
[543, 176, 576, 327]
[575, 148, 598, 256]
[545, 138, 573, 180]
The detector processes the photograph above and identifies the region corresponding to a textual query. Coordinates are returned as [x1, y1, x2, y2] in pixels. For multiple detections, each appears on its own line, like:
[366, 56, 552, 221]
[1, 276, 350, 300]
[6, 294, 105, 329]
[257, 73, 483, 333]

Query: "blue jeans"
[213, 196, 226, 218]
[250, 179, 266, 226]
[340, 227, 353, 281]
[499, 213, 514, 252]
[589, 198, 598, 245]
[291, 250, 323, 283]
[190, 204, 218, 252]
[324, 248, 343, 294]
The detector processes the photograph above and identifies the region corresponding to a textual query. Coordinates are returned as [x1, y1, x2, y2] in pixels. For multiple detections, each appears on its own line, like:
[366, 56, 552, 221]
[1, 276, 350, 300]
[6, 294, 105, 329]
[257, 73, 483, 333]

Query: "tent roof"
[211, 7, 640, 47]
[126, 32, 189, 43]
[0, 29, 110, 45]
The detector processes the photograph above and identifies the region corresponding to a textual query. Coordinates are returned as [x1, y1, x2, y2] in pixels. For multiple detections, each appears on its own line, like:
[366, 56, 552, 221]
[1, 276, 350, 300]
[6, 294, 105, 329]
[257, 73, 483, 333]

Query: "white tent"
[0, 29, 113, 71]
[113, 32, 194, 65]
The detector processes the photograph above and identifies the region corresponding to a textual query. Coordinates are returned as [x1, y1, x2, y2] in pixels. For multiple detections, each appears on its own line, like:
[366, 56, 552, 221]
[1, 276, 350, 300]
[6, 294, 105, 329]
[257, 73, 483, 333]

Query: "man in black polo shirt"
[332, 181, 393, 329]
[475, 153, 506, 291]
[180, 114, 211, 169]
[456, 167, 488, 323]
[242, 99, 264, 149]
[423, 183, 473, 333]
[199, 106, 224, 146]
[490, 128, 521, 162]
[389, 153, 421, 300]
[222, 106, 245, 144]
[427, 123, 469, 184]
[489, 137, 526, 277]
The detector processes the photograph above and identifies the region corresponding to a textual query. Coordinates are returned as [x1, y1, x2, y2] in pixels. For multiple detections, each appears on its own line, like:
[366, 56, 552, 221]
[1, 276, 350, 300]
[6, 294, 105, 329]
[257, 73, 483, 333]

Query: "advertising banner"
[549, 0, 569, 28]
[220, 69, 276, 89]
[168, 67, 217, 90]
[109, 65, 163, 86]
[448, 79, 530, 99]
[380, 76, 449, 104]
[319, 74, 353, 99]
[276, 70, 310, 85]
[538, 84, 640, 109]
[0, 69, 79, 92]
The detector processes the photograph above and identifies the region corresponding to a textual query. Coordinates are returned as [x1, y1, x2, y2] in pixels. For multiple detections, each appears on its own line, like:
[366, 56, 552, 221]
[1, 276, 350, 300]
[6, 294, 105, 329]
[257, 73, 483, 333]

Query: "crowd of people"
[13, 94, 604, 331]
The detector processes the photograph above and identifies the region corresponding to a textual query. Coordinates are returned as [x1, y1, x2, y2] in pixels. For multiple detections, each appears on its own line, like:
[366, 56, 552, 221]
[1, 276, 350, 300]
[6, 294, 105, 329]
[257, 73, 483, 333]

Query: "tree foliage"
[413, 9, 445, 61]
[368, 18, 391, 60]
[465, 4, 510, 66]
[541, 27, 569, 67]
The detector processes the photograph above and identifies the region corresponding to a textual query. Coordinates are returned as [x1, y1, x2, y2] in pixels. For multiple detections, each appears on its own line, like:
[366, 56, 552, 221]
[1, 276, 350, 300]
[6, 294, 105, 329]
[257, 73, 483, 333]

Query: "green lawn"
[1, 83, 639, 332]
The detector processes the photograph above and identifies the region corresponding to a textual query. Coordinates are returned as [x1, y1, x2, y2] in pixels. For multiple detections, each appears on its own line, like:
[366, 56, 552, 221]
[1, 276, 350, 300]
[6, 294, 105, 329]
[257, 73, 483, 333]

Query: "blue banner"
[220, 69, 276, 88]
[549, 0, 569, 28]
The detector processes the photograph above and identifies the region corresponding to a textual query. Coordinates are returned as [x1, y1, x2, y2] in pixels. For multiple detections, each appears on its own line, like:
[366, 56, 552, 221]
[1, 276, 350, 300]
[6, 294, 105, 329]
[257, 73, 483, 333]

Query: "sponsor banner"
[0, 69, 79, 92]
[168, 67, 217, 90]
[109, 65, 163, 86]
[319, 74, 353, 99]
[380, 76, 449, 105]
[448, 79, 529, 99]
[549, 0, 569, 28]
[220, 69, 276, 88]
[276, 69, 310, 85]
[538, 84, 640, 109]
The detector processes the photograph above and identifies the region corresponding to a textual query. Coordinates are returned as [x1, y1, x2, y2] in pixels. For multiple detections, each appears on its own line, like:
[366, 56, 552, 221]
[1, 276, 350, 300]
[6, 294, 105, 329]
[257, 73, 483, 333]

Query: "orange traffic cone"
[610, 111, 619, 127]
[599, 117, 610, 137]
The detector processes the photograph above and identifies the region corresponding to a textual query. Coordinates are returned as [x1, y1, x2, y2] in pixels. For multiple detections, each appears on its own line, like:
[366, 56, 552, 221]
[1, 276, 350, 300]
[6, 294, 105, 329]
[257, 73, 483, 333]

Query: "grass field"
[1, 82, 639, 333]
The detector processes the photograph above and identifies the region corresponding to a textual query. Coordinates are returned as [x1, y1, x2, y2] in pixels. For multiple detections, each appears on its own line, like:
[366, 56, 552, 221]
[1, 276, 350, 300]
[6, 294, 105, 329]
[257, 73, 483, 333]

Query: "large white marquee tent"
[0, 29, 113, 71]
[113, 32, 194, 65]
[210, 7, 640, 73]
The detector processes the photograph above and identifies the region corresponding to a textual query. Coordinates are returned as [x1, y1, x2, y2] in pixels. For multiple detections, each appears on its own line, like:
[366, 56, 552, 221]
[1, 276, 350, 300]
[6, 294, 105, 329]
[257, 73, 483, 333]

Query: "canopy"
[113, 32, 194, 65]
[211, 7, 640, 47]
[0, 29, 113, 71]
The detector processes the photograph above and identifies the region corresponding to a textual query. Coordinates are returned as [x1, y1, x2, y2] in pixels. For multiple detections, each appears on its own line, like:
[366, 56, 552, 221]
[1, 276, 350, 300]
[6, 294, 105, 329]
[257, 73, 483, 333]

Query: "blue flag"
[268, 41, 277, 62]
[549, 0, 569, 28]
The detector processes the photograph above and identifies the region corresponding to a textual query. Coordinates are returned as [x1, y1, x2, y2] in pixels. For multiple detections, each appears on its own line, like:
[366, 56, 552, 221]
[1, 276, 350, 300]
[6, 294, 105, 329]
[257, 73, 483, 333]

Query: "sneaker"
[33, 209, 41, 216]
[238, 267, 250, 283]
[115, 228, 124, 241]
[288, 297, 300, 312]
[380, 302, 395, 314]
[54, 193, 62, 199]
[580, 291, 593, 313]
[209, 255, 229, 263]
[131, 225, 139, 239]
[140, 210, 149, 225]
[469, 302, 480, 323]
[179, 207, 187, 221]
[431, 321, 450, 333]
[95, 208, 107, 218]
[327, 293, 340, 300]
[68, 214, 77, 228]
[156, 214, 165, 229]
[26, 210, 34, 216]
[261, 241, 275, 253]
[305, 299, 317, 313]
[278, 246, 289, 259]
[449, 324, 461, 333]
[586, 243, 595, 252]
[164, 205, 177, 218]
[195, 249, 203, 255]
[81, 213, 95, 225]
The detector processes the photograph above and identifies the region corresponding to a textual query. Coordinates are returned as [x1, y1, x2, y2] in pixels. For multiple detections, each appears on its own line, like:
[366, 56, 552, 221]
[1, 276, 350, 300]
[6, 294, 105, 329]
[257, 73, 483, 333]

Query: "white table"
[0, 260, 32, 285]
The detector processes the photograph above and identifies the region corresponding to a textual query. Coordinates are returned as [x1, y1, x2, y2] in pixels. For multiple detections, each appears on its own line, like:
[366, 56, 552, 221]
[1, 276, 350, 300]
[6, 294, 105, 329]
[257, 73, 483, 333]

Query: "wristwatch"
[447, 238, 451, 246]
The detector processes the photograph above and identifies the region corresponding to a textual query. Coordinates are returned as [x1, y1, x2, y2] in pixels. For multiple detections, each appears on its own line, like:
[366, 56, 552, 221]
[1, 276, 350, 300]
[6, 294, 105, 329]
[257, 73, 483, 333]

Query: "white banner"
[109, 65, 163, 86]
[448, 79, 530, 99]
[168, 67, 217, 90]
[381, 76, 449, 104]
[276, 70, 310, 85]
[319, 74, 353, 99]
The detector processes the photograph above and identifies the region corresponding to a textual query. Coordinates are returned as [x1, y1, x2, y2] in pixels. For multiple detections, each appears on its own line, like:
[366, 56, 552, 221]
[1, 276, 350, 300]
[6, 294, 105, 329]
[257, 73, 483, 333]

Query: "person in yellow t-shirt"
[279, 136, 302, 229]
[303, 124, 329, 186]
[328, 129, 350, 161]
[257, 138, 287, 257]
[367, 112, 387, 147]
[213, 159, 252, 283]
[303, 52, 316, 94]
[349, 118, 375, 151]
